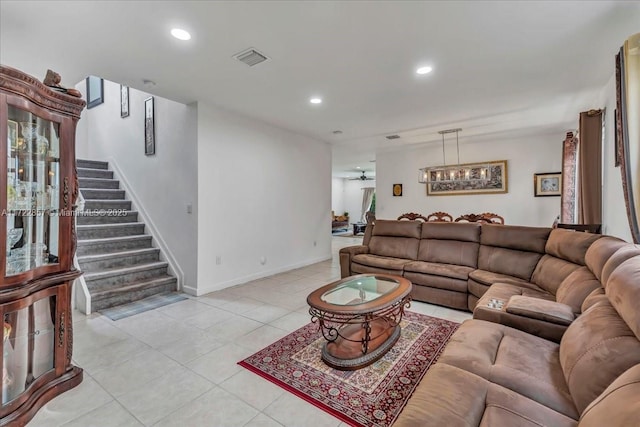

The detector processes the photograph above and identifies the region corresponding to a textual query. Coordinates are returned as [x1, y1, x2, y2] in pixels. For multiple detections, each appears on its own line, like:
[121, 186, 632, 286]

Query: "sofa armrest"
[505, 296, 576, 326]
[339, 245, 369, 278]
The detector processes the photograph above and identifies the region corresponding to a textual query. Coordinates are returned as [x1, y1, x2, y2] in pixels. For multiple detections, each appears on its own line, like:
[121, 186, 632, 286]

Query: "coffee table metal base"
[321, 324, 401, 370]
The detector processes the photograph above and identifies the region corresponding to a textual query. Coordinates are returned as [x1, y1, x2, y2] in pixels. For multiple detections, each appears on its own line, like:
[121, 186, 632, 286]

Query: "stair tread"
[91, 276, 176, 299]
[83, 261, 168, 280]
[78, 235, 152, 244]
[78, 247, 159, 262]
[81, 188, 125, 192]
[78, 177, 117, 181]
[77, 222, 144, 229]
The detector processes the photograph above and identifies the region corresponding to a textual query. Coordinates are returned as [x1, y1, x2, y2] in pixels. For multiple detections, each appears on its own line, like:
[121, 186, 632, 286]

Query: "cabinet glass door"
[6, 105, 60, 277]
[2, 296, 56, 405]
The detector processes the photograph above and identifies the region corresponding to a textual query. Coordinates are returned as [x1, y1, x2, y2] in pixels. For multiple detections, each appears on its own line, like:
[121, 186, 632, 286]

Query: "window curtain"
[561, 131, 578, 223]
[361, 188, 375, 223]
[577, 110, 603, 224]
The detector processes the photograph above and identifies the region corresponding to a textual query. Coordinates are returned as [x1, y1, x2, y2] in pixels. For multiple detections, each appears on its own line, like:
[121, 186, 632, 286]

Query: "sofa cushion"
[417, 222, 480, 268]
[531, 254, 582, 295]
[581, 287, 607, 312]
[403, 261, 474, 280]
[555, 267, 602, 314]
[394, 364, 578, 427]
[478, 246, 543, 281]
[404, 272, 468, 293]
[351, 254, 412, 272]
[480, 224, 550, 253]
[438, 320, 579, 419]
[477, 225, 550, 281]
[506, 296, 575, 326]
[421, 221, 481, 241]
[473, 284, 563, 342]
[368, 219, 421, 260]
[417, 239, 479, 268]
[468, 269, 536, 288]
[584, 236, 628, 282]
[578, 364, 640, 426]
[605, 255, 640, 339]
[559, 296, 640, 414]
[600, 245, 640, 286]
[545, 229, 601, 265]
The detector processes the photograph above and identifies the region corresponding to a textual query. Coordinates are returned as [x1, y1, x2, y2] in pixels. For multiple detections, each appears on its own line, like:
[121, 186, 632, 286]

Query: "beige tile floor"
[28, 236, 471, 426]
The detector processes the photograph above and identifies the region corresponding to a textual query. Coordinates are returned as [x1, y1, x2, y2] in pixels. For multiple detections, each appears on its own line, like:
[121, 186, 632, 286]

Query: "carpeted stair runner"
[76, 159, 177, 312]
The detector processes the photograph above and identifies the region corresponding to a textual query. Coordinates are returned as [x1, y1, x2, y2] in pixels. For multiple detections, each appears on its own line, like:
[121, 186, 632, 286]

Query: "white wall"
[75, 80, 199, 288]
[196, 103, 332, 295]
[599, 74, 634, 242]
[331, 177, 345, 216]
[376, 133, 562, 227]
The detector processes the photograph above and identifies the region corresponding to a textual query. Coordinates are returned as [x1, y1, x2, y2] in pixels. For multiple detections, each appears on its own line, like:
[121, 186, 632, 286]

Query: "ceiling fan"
[349, 171, 375, 181]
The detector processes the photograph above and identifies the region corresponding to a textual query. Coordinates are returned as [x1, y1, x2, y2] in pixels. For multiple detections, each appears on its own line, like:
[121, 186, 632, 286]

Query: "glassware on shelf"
[36, 135, 49, 155]
[19, 122, 39, 142]
[6, 228, 22, 253]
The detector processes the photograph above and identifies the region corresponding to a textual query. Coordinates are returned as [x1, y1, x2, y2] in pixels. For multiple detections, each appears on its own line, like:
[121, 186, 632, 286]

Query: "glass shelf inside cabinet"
[2, 297, 56, 405]
[6, 106, 60, 277]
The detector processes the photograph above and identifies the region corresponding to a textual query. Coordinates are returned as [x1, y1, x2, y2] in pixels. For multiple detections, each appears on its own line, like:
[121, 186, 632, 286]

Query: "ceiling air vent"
[386, 134, 400, 140]
[234, 48, 269, 67]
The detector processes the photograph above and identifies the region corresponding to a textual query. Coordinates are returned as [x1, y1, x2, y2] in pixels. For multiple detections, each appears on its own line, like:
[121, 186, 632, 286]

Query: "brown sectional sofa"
[394, 253, 640, 426]
[341, 220, 604, 314]
[338, 219, 640, 425]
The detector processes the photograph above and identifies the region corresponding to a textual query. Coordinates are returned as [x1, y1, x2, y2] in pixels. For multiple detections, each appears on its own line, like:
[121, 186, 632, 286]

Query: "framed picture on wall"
[86, 76, 104, 109]
[120, 85, 129, 118]
[393, 184, 403, 196]
[144, 96, 155, 155]
[534, 172, 561, 197]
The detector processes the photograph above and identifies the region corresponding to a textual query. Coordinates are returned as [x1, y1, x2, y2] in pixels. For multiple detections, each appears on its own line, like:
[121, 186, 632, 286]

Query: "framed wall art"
[144, 96, 155, 155]
[534, 172, 562, 197]
[426, 160, 508, 196]
[86, 75, 104, 109]
[393, 184, 403, 196]
[120, 85, 129, 118]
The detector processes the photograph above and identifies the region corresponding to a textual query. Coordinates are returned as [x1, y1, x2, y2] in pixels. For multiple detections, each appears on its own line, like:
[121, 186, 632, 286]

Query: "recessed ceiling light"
[171, 28, 191, 41]
[356, 166, 361, 169]
[310, 97, 322, 104]
[416, 66, 433, 75]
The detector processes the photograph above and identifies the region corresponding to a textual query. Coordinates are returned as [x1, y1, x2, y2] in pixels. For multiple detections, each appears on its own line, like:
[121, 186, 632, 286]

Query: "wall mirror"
[616, 33, 640, 244]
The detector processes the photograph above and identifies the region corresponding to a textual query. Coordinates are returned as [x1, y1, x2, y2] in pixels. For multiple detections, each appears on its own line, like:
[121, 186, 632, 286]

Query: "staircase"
[76, 159, 177, 312]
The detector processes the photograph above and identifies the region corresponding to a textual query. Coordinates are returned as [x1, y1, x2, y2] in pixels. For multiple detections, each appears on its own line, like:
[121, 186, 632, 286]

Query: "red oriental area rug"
[238, 311, 459, 427]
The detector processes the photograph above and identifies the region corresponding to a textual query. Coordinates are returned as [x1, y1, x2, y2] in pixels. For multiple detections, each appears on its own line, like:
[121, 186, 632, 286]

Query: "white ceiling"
[1, 1, 639, 178]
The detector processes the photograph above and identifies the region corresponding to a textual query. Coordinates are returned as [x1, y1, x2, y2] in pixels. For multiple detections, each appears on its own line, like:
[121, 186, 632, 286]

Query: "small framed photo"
[534, 172, 561, 197]
[120, 85, 129, 118]
[144, 97, 155, 155]
[86, 76, 104, 109]
[393, 183, 403, 197]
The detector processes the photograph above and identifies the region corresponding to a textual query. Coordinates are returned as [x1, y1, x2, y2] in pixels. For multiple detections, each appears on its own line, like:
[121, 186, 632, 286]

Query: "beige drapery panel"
[561, 131, 578, 223]
[577, 110, 603, 224]
[361, 188, 375, 223]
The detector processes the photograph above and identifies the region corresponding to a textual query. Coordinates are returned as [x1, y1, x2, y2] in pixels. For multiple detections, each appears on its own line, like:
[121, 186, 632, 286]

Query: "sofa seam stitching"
[565, 336, 632, 383]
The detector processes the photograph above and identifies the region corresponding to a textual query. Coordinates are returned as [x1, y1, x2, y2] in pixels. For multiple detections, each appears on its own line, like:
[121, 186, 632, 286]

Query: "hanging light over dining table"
[418, 128, 491, 184]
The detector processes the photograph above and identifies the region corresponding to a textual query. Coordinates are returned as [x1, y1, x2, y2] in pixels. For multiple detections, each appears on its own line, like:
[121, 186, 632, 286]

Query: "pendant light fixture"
[418, 128, 490, 184]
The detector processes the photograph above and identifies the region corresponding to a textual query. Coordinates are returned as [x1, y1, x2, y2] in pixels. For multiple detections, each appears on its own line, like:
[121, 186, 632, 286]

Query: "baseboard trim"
[187, 254, 332, 296]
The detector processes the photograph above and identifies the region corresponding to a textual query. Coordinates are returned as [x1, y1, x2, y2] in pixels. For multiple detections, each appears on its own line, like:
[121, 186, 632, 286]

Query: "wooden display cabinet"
[0, 65, 85, 425]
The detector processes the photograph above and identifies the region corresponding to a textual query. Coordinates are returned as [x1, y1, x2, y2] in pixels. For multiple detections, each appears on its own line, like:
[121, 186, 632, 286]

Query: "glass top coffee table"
[307, 274, 412, 370]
